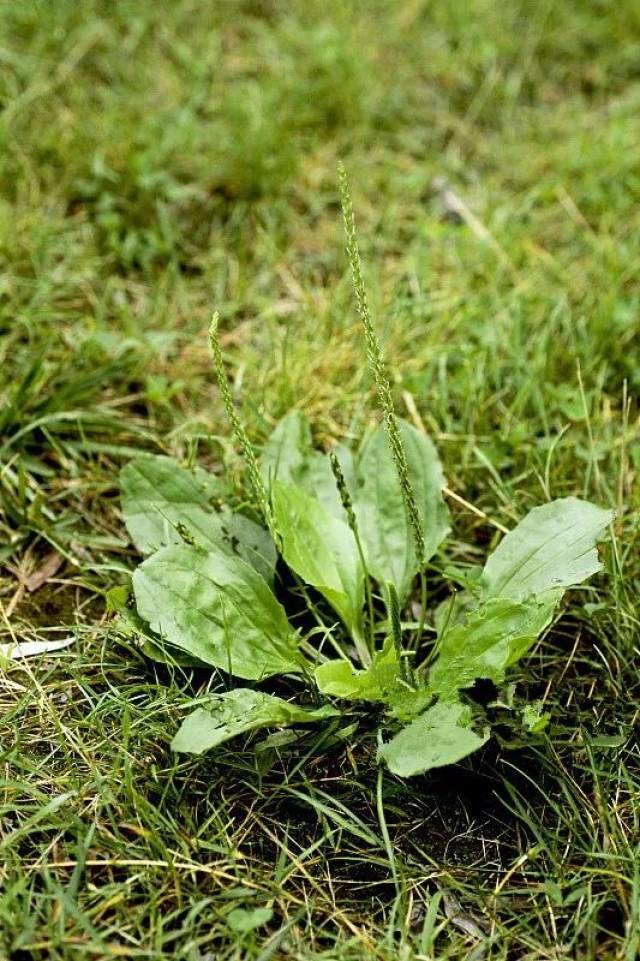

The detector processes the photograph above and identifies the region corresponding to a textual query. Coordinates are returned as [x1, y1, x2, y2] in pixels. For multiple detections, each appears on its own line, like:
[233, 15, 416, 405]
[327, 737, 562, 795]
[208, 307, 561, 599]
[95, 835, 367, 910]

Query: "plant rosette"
[114, 410, 612, 778]
[113, 173, 613, 778]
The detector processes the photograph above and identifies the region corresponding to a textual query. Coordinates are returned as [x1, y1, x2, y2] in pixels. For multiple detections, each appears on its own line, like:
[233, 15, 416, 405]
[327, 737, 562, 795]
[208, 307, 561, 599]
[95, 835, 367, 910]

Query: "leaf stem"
[387, 581, 410, 683]
[329, 451, 375, 660]
[415, 568, 427, 653]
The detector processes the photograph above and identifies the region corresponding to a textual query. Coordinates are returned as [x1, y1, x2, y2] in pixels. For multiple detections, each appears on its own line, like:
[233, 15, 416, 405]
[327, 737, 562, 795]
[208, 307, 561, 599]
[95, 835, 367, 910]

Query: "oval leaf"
[260, 411, 315, 488]
[261, 411, 354, 518]
[355, 420, 450, 601]
[227, 907, 273, 934]
[482, 497, 613, 602]
[217, 509, 277, 584]
[133, 544, 301, 679]
[272, 481, 364, 642]
[171, 689, 338, 754]
[121, 454, 276, 580]
[120, 454, 222, 554]
[429, 597, 557, 699]
[379, 700, 489, 777]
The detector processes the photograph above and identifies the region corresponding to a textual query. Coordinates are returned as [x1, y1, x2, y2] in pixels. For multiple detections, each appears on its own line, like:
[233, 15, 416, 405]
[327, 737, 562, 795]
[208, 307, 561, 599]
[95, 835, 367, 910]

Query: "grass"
[1, 0, 639, 957]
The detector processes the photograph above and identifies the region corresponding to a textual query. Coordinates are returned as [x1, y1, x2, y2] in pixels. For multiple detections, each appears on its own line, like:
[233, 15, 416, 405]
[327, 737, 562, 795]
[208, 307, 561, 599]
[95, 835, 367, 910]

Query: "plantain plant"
[113, 172, 613, 778]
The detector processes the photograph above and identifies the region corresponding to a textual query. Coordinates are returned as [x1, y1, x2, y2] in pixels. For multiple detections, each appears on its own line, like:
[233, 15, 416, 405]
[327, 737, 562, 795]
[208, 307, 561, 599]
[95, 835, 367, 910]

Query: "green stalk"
[330, 451, 374, 660]
[387, 581, 410, 683]
[209, 313, 277, 540]
[339, 164, 428, 641]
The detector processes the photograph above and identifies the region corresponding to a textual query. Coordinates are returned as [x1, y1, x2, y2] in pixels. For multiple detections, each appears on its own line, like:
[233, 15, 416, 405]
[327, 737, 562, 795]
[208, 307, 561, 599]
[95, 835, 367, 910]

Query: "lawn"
[1, 1, 639, 958]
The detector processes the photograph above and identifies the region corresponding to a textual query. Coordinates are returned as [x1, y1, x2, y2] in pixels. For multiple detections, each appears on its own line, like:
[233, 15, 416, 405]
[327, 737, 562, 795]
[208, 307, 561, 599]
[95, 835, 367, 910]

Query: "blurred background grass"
[2, 0, 639, 579]
[2, 0, 639, 477]
[1, 2, 639, 959]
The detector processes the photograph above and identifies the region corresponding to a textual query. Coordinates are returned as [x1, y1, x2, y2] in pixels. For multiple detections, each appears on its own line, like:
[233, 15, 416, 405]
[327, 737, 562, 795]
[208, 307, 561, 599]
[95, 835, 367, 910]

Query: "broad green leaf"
[426, 498, 613, 703]
[429, 597, 556, 699]
[386, 688, 433, 723]
[260, 411, 354, 518]
[133, 544, 301, 679]
[260, 411, 314, 488]
[482, 497, 613, 602]
[302, 444, 355, 519]
[315, 637, 402, 702]
[355, 420, 450, 601]
[171, 689, 338, 754]
[272, 481, 365, 642]
[120, 454, 221, 554]
[120, 454, 276, 581]
[379, 700, 489, 777]
[106, 583, 203, 666]
[217, 509, 277, 584]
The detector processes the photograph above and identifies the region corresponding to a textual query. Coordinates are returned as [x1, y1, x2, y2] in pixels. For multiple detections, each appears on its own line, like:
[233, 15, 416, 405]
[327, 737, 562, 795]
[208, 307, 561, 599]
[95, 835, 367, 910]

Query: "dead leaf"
[443, 891, 486, 941]
[24, 552, 64, 593]
[0, 637, 75, 660]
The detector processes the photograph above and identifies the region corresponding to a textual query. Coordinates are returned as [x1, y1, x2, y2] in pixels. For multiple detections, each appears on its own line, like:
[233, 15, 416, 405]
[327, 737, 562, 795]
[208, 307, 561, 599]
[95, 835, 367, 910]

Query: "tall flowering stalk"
[209, 313, 276, 539]
[338, 164, 426, 570]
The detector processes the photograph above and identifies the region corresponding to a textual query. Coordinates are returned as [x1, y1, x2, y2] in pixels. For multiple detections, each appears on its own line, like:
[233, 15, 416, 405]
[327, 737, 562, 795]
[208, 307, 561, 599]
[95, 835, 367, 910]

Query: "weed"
[117, 200, 613, 781]
[1, 1, 639, 957]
